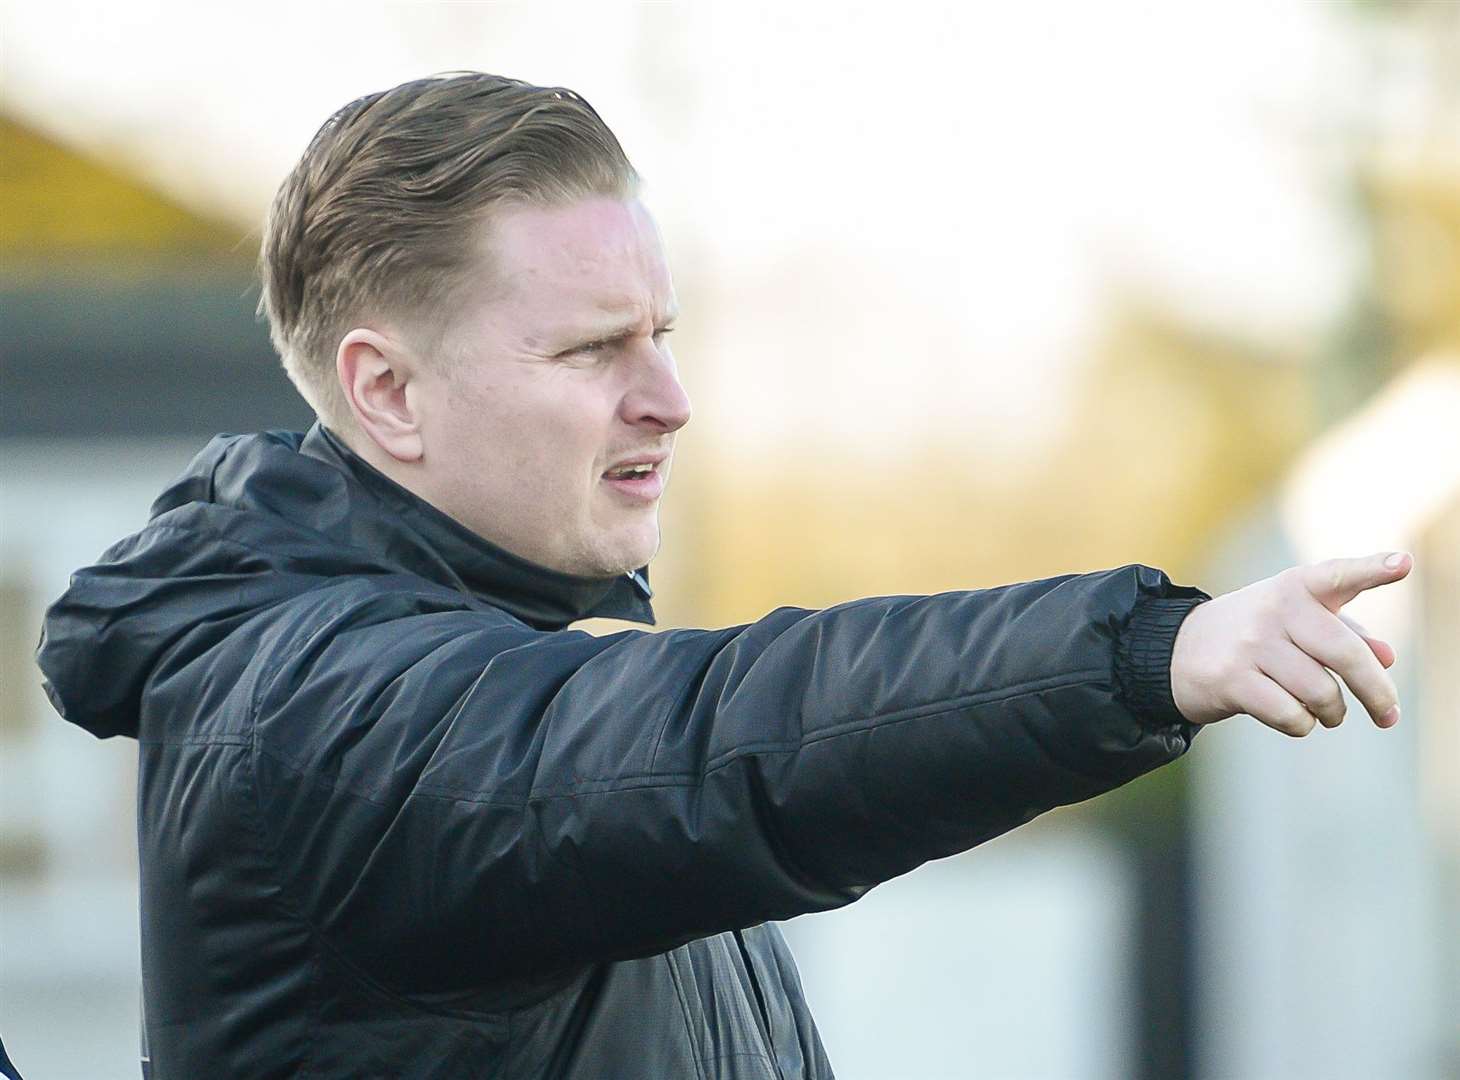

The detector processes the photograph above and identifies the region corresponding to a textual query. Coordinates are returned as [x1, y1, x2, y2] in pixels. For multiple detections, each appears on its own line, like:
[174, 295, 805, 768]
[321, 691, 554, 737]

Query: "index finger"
[1301, 551, 1412, 613]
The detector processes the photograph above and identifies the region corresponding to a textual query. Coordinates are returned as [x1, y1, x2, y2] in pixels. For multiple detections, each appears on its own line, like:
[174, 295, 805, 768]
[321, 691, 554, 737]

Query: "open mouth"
[603, 462, 656, 481]
[601, 460, 665, 501]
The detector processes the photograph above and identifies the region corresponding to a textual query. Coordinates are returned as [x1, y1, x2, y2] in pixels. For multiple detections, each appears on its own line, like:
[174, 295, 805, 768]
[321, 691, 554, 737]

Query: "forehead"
[483, 196, 675, 319]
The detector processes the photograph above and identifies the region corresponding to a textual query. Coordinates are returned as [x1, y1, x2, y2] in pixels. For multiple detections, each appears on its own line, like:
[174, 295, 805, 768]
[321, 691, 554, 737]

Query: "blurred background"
[2, 1, 1457, 1077]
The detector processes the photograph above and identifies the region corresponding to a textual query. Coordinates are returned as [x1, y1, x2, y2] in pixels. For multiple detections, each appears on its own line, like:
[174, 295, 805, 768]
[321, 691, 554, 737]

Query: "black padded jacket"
[35, 421, 1212, 1079]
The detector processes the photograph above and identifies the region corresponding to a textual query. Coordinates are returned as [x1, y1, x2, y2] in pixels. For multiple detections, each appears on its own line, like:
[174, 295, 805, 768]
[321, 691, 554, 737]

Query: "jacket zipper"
[732, 928, 785, 1080]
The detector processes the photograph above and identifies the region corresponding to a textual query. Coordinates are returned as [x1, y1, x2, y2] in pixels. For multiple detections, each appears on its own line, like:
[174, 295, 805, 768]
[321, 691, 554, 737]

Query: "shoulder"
[249, 574, 526, 720]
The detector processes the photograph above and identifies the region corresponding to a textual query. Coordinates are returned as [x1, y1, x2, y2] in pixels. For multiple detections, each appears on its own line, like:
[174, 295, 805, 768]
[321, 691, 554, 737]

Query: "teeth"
[609, 462, 655, 478]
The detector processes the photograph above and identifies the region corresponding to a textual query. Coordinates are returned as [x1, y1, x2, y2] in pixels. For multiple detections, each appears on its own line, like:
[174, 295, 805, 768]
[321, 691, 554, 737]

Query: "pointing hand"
[1170, 551, 1412, 735]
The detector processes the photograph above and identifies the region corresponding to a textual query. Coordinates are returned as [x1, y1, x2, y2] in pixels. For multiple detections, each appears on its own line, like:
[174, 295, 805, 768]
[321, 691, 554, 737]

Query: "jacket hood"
[35, 421, 656, 740]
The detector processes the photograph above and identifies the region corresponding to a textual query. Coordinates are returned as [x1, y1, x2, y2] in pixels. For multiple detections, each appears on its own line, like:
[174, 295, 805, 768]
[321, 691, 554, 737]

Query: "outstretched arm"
[249, 562, 1209, 994]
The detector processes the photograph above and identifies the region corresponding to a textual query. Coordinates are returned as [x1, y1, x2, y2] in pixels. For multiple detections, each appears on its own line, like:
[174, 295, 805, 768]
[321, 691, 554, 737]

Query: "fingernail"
[1385, 552, 1407, 569]
[1381, 704, 1400, 726]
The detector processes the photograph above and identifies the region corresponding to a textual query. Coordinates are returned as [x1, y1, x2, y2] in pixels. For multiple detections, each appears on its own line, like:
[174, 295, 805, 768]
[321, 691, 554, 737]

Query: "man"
[35, 72, 1410, 1078]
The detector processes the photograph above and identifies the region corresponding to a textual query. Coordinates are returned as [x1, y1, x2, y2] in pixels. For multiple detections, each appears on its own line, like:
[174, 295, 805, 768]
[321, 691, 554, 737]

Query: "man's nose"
[621, 347, 692, 433]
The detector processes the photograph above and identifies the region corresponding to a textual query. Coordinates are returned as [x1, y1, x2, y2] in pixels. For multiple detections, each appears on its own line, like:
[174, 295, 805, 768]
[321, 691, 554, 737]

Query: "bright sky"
[0, 0, 1369, 460]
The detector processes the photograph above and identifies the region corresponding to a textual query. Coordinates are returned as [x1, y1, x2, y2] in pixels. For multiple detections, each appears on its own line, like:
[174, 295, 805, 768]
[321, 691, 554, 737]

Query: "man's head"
[257, 72, 691, 579]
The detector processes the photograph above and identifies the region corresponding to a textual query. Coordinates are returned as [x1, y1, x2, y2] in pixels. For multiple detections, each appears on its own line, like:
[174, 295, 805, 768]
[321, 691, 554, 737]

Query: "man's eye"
[565, 328, 673, 359]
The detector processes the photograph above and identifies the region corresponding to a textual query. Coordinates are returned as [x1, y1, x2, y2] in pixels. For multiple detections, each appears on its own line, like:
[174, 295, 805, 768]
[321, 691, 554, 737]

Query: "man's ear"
[337, 328, 425, 463]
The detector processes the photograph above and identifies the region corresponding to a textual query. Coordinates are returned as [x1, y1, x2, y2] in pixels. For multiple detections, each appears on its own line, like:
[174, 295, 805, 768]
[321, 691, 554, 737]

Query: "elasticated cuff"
[1114, 591, 1211, 732]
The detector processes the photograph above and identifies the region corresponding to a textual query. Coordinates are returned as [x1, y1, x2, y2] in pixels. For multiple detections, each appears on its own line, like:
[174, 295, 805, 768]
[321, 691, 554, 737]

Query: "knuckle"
[1287, 706, 1316, 737]
[1237, 620, 1269, 656]
[1227, 678, 1261, 721]
[1278, 584, 1311, 620]
[1328, 630, 1372, 679]
[1270, 570, 1300, 601]
[1298, 559, 1342, 596]
[1254, 575, 1288, 613]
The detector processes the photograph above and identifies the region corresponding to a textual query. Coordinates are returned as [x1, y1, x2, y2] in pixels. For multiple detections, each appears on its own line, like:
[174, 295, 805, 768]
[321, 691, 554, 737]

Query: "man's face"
[410, 195, 691, 579]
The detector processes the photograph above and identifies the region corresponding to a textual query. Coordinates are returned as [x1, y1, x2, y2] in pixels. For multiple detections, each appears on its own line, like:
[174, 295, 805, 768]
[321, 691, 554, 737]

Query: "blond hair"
[256, 71, 639, 431]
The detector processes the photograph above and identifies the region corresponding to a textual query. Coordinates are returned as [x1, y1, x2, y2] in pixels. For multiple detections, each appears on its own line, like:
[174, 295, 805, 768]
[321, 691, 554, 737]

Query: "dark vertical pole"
[1128, 759, 1196, 1080]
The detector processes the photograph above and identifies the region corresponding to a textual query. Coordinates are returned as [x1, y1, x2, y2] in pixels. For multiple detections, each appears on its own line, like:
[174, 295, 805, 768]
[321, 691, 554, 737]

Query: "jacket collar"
[300, 421, 656, 630]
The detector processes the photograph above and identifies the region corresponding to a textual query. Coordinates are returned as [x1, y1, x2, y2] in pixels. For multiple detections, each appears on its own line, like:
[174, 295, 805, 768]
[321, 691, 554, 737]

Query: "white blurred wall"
[1, 441, 200, 1079]
[780, 824, 1137, 1080]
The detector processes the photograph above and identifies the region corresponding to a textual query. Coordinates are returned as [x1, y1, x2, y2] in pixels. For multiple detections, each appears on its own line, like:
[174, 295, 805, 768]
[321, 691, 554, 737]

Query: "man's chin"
[555, 529, 655, 580]
[597, 529, 660, 579]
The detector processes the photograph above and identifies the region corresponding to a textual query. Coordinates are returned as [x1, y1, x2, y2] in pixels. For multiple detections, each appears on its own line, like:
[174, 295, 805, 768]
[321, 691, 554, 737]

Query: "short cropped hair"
[256, 71, 640, 432]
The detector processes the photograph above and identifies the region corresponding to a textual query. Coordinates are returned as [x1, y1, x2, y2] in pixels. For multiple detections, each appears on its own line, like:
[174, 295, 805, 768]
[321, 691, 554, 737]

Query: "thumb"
[1303, 551, 1412, 612]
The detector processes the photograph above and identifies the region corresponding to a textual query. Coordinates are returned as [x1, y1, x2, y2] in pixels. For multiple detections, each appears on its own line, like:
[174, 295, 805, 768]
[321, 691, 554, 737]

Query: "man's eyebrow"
[570, 308, 680, 343]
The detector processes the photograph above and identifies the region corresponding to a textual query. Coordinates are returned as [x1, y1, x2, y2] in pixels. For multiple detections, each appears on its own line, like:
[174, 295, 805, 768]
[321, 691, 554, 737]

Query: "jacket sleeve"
[247, 563, 1210, 993]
